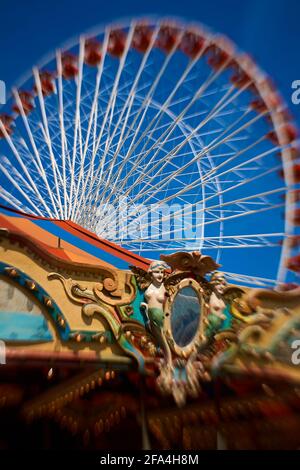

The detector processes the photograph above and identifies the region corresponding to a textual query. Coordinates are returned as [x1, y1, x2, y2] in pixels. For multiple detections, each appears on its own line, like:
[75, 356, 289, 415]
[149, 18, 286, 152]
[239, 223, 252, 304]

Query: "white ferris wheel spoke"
[87, 76, 243, 231]
[102, 175, 286, 240]
[0, 160, 44, 215]
[141, 187, 287, 241]
[75, 23, 137, 226]
[68, 36, 85, 219]
[82, 33, 208, 213]
[12, 89, 61, 218]
[79, 28, 186, 220]
[72, 30, 110, 221]
[33, 67, 64, 218]
[89, 23, 137, 181]
[0, 120, 54, 217]
[0, 186, 34, 214]
[56, 51, 70, 218]
[100, 158, 284, 239]
[124, 109, 269, 210]
[92, 30, 190, 199]
[221, 271, 281, 288]
[98, 106, 270, 235]
[97, 52, 232, 210]
[123, 153, 284, 235]
[100, 84, 253, 213]
[105, 36, 212, 177]
[99, 81, 245, 213]
[77, 24, 162, 221]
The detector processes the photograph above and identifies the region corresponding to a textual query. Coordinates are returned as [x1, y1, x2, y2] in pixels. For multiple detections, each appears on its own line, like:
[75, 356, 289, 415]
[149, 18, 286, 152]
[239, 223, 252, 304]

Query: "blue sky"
[0, 0, 299, 124]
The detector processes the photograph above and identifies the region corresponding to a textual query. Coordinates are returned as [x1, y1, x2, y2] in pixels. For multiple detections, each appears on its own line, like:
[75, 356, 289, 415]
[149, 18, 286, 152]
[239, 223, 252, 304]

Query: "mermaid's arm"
[140, 302, 151, 328]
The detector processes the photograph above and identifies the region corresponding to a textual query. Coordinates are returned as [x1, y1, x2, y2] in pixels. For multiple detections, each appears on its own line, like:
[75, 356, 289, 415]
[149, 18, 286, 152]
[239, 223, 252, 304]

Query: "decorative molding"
[48, 271, 152, 371]
[0, 261, 70, 341]
[0, 262, 113, 345]
[161, 251, 220, 277]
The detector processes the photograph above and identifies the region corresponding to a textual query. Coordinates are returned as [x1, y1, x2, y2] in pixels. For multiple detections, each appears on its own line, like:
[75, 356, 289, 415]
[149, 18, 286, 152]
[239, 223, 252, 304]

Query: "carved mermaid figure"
[140, 261, 172, 364]
[207, 271, 277, 337]
[206, 272, 228, 336]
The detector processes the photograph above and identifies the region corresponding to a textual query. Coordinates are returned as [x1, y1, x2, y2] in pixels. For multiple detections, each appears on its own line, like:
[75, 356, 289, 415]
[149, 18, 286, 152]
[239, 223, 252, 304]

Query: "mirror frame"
[164, 278, 206, 357]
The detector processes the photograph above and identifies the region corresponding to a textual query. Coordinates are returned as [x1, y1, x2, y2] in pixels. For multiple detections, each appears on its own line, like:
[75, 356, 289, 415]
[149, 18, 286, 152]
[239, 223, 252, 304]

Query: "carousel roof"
[0, 204, 149, 270]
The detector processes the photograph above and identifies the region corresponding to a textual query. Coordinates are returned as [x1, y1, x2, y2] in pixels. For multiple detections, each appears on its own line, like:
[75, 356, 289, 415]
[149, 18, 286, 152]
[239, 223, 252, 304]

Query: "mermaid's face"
[150, 267, 165, 284]
[214, 277, 227, 294]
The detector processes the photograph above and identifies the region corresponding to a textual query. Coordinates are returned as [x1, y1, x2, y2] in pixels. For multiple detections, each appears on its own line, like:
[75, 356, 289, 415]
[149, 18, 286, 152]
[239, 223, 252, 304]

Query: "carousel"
[0, 204, 300, 450]
[0, 18, 300, 450]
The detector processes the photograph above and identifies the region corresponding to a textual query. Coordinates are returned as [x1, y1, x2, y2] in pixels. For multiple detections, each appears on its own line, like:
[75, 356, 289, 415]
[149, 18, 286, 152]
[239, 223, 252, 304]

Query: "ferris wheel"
[0, 18, 299, 288]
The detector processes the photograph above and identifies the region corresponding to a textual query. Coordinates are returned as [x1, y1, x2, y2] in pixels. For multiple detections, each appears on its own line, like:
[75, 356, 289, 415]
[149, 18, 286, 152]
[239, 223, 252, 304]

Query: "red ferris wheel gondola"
[0, 114, 14, 138]
[35, 71, 56, 96]
[287, 254, 300, 273]
[12, 91, 35, 115]
[156, 25, 179, 53]
[180, 30, 206, 58]
[132, 24, 153, 53]
[84, 39, 102, 67]
[108, 29, 126, 57]
[61, 53, 78, 79]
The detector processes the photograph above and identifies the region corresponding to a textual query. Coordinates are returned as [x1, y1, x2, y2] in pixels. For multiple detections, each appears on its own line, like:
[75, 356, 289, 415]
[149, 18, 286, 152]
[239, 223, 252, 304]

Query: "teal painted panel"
[0, 311, 53, 342]
[130, 282, 148, 325]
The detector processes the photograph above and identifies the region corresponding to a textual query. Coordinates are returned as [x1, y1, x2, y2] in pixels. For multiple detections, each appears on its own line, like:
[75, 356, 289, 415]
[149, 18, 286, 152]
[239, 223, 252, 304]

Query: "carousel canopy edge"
[0, 204, 150, 270]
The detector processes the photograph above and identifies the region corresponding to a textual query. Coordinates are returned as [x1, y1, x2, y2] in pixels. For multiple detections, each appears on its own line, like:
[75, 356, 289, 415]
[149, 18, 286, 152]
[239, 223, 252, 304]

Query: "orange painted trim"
[0, 204, 150, 269]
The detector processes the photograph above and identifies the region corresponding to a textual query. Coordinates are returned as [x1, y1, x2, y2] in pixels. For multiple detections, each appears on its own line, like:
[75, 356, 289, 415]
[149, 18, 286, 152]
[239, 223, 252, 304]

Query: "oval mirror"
[170, 285, 201, 347]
